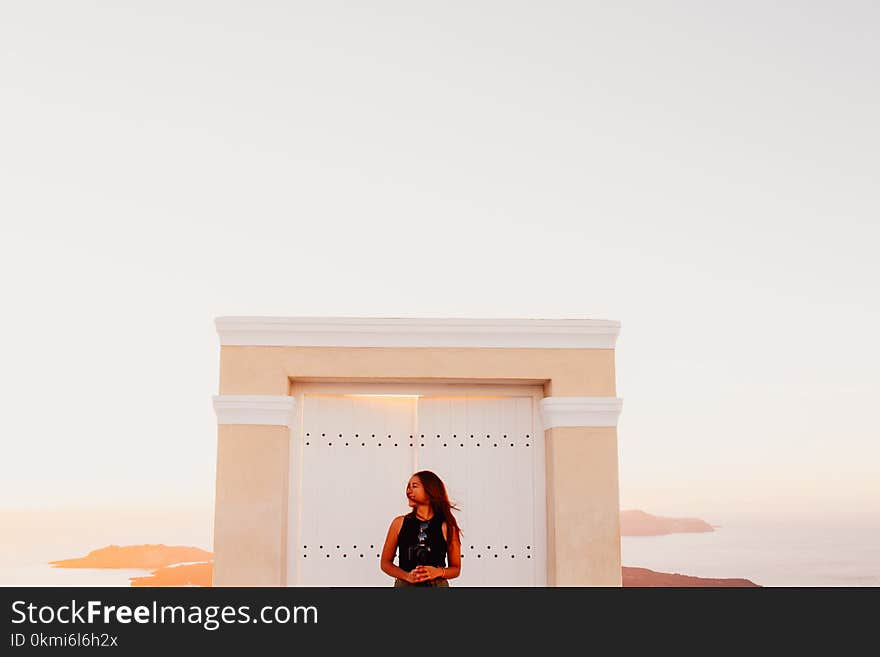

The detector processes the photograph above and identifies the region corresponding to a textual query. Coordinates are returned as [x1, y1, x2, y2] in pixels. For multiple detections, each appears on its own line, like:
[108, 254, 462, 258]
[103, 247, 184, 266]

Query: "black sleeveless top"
[396, 513, 448, 572]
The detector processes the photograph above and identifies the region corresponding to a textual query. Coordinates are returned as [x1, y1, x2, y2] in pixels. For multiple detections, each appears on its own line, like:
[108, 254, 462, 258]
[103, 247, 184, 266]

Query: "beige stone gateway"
[211, 317, 624, 587]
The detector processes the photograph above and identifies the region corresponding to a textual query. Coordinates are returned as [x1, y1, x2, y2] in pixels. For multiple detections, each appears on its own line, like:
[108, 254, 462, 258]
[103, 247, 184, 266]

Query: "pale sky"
[1, 1, 878, 519]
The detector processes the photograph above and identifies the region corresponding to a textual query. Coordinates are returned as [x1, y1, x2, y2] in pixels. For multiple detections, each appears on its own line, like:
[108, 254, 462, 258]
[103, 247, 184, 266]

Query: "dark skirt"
[394, 577, 450, 588]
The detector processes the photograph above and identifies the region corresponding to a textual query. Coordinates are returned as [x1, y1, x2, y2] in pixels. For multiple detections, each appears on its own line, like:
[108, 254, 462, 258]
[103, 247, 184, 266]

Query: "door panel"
[297, 394, 415, 586]
[416, 395, 539, 586]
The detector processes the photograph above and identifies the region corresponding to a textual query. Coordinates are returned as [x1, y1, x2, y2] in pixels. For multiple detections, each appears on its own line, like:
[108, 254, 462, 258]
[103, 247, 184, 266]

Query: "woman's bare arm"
[442, 523, 461, 579]
[380, 516, 415, 581]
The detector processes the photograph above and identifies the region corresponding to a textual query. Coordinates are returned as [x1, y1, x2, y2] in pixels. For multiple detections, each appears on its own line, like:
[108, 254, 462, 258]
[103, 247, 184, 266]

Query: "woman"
[380, 470, 463, 587]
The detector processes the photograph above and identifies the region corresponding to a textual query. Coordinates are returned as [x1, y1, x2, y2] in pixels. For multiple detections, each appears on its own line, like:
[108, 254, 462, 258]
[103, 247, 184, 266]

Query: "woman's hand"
[413, 566, 443, 582]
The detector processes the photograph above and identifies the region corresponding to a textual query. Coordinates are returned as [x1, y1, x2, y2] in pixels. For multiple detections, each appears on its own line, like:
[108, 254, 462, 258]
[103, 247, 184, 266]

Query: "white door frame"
[287, 380, 547, 586]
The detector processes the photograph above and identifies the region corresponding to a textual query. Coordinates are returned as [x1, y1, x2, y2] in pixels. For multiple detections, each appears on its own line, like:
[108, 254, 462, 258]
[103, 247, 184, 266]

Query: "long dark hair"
[409, 470, 463, 545]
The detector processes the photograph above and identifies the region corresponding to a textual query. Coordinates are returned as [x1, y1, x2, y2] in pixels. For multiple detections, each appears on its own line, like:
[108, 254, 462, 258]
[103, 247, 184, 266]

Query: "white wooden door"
[294, 394, 416, 586]
[290, 385, 544, 586]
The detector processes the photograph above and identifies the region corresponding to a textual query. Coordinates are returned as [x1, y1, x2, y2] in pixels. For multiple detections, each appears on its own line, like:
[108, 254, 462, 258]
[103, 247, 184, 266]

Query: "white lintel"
[215, 316, 621, 349]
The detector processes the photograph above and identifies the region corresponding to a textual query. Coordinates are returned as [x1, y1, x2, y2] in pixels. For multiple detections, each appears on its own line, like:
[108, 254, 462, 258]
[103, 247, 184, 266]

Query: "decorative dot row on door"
[301, 544, 533, 560]
[460, 544, 532, 560]
[301, 544, 382, 559]
[302, 433, 531, 448]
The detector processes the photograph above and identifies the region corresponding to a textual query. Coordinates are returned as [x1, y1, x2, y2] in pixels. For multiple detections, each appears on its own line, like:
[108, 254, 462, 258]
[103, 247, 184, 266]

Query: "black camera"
[407, 543, 431, 566]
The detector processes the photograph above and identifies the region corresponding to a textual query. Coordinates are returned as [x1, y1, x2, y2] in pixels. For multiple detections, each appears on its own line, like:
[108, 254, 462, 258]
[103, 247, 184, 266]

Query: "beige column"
[541, 397, 623, 586]
[212, 395, 295, 586]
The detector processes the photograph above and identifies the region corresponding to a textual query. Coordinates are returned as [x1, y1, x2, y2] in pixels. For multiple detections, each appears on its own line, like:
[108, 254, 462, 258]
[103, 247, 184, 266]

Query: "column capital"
[539, 396, 623, 430]
[212, 395, 296, 427]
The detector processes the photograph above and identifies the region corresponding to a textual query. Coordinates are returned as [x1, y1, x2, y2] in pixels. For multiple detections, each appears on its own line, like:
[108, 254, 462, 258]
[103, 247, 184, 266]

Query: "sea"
[621, 510, 880, 587]
[1, 508, 877, 587]
[0, 508, 214, 587]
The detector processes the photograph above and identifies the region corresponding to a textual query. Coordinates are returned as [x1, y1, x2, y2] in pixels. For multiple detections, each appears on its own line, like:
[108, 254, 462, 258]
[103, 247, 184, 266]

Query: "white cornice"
[213, 395, 296, 427]
[215, 317, 621, 349]
[539, 397, 623, 429]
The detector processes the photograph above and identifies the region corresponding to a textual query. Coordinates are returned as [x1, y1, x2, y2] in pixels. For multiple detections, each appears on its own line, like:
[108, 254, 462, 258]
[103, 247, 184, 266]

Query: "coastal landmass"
[130, 561, 213, 587]
[621, 509, 715, 536]
[49, 544, 212, 570]
[623, 566, 759, 587]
